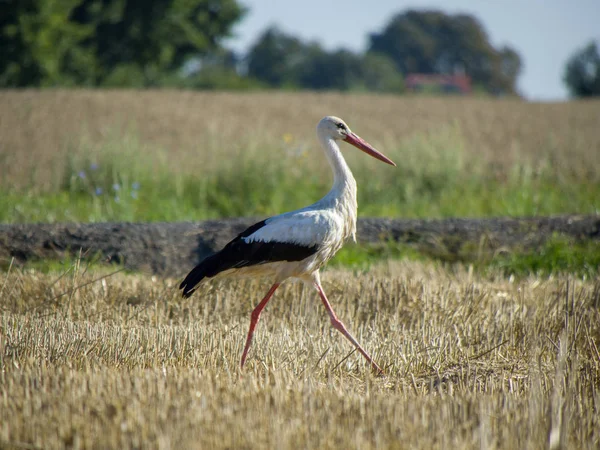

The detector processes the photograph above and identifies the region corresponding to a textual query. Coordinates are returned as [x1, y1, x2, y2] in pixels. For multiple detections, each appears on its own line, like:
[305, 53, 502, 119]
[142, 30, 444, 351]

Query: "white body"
[218, 117, 359, 284]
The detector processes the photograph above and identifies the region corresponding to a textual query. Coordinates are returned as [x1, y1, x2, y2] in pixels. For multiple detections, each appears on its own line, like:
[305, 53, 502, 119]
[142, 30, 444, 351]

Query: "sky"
[226, 0, 600, 101]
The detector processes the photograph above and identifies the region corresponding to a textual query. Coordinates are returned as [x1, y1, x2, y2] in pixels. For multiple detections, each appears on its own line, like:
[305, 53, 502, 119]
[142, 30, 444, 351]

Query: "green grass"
[1, 126, 598, 224]
[329, 241, 425, 269]
[484, 236, 600, 279]
[2, 251, 125, 275]
[328, 236, 600, 279]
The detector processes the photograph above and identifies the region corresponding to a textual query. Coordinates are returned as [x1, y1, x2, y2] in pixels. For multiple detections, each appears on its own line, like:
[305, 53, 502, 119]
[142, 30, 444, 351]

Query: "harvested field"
[1, 262, 599, 449]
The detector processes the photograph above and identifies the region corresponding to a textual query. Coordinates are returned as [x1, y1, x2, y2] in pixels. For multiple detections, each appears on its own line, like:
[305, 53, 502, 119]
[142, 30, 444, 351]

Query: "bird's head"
[317, 116, 396, 166]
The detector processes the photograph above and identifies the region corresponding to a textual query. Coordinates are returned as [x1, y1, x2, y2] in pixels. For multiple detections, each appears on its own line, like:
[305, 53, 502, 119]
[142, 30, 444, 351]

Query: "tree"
[73, 0, 245, 86]
[0, 0, 95, 86]
[359, 53, 404, 93]
[246, 27, 404, 93]
[245, 26, 305, 87]
[368, 10, 521, 95]
[0, 0, 245, 87]
[564, 41, 600, 98]
[297, 48, 363, 90]
[299, 50, 404, 92]
[498, 46, 521, 87]
[175, 48, 264, 90]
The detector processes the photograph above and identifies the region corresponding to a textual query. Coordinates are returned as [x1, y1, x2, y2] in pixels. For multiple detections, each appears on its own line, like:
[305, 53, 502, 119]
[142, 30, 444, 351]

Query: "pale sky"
[226, 0, 600, 101]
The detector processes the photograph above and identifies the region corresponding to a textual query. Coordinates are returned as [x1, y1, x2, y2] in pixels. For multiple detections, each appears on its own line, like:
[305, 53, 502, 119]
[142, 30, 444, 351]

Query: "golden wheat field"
[1, 90, 599, 191]
[1, 261, 599, 449]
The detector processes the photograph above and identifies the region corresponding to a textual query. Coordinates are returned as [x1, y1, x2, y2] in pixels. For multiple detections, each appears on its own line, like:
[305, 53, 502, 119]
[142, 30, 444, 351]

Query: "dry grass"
[1, 90, 599, 190]
[1, 262, 599, 449]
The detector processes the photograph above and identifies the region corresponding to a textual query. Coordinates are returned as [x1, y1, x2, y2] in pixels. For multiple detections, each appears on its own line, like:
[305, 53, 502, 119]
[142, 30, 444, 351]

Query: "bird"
[180, 116, 396, 374]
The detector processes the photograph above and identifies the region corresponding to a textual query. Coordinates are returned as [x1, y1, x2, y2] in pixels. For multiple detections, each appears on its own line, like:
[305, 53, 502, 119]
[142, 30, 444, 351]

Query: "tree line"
[1, 0, 598, 97]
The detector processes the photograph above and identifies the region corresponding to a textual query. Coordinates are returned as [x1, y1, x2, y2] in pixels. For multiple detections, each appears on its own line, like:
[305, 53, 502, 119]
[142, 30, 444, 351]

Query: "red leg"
[240, 283, 280, 368]
[315, 282, 384, 375]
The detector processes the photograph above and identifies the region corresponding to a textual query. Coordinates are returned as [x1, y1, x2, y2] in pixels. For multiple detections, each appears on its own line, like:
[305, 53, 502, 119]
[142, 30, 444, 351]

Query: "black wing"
[179, 219, 319, 298]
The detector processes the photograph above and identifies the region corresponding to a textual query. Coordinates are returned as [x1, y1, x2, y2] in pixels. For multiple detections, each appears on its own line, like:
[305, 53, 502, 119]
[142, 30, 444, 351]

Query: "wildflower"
[78, 171, 86, 179]
[90, 163, 99, 171]
[131, 191, 138, 199]
[132, 182, 140, 190]
[112, 183, 120, 192]
[95, 187, 103, 195]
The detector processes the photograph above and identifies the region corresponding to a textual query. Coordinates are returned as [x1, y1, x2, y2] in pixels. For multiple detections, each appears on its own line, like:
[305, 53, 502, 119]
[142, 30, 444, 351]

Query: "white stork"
[180, 116, 396, 374]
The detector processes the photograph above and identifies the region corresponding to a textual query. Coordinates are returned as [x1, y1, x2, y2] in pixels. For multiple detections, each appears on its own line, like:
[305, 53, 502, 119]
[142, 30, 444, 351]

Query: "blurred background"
[0, 0, 599, 228]
[2, 0, 599, 98]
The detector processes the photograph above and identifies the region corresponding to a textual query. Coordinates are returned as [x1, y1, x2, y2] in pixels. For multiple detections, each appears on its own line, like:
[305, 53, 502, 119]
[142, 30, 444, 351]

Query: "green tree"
[174, 48, 264, 90]
[246, 27, 404, 93]
[297, 48, 363, 90]
[359, 53, 404, 93]
[0, 0, 94, 86]
[245, 27, 305, 87]
[368, 10, 521, 95]
[298, 49, 404, 93]
[563, 40, 600, 98]
[72, 0, 245, 86]
[0, 0, 245, 87]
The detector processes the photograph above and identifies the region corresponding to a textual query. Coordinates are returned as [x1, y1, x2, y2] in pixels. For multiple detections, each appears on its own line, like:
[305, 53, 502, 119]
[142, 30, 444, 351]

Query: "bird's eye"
[336, 123, 346, 131]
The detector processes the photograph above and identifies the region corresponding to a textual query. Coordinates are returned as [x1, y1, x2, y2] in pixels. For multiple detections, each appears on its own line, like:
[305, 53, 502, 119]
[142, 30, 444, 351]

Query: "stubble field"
[0, 90, 599, 449]
[1, 261, 599, 449]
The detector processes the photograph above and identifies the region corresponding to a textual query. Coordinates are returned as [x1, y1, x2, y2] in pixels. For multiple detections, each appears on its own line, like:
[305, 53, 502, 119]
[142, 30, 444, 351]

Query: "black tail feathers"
[179, 263, 207, 298]
[179, 253, 226, 298]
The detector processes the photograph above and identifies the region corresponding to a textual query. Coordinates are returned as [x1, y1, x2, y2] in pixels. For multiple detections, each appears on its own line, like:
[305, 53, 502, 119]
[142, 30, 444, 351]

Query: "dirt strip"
[1, 215, 598, 275]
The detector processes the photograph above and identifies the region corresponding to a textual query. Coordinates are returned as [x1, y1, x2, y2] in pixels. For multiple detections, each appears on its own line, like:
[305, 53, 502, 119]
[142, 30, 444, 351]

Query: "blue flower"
[95, 187, 103, 196]
[78, 171, 86, 179]
[132, 182, 140, 190]
[112, 183, 120, 192]
[90, 163, 99, 171]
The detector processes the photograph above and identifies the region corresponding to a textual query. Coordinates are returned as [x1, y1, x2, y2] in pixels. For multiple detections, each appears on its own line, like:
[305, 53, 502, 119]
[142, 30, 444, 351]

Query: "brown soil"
[1, 215, 598, 275]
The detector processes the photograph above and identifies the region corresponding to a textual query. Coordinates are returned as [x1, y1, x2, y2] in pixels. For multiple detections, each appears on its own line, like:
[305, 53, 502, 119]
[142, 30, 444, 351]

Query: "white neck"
[315, 131, 358, 240]
[318, 134, 356, 193]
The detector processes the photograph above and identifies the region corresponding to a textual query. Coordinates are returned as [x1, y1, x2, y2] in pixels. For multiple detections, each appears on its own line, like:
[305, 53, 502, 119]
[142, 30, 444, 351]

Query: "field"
[1, 262, 599, 449]
[0, 90, 599, 222]
[1, 90, 600, 449]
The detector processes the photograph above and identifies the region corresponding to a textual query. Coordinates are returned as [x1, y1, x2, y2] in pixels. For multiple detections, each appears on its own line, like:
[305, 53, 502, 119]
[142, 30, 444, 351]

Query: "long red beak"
[344, 132, 396, 166]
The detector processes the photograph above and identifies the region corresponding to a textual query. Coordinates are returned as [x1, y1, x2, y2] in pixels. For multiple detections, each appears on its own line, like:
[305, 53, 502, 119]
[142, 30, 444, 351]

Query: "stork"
[180, 116, 396, 374]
